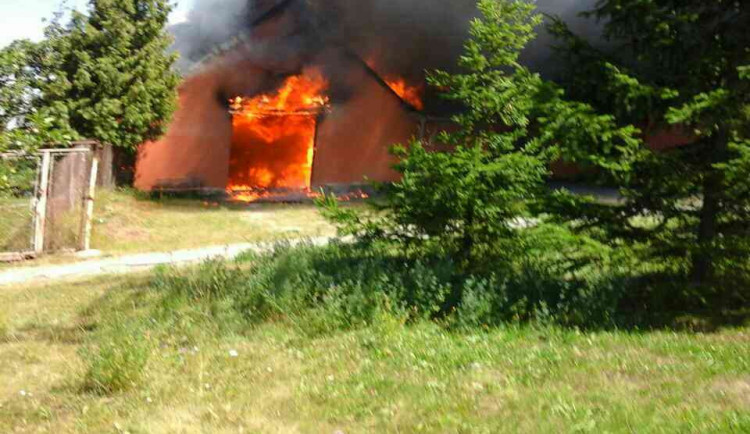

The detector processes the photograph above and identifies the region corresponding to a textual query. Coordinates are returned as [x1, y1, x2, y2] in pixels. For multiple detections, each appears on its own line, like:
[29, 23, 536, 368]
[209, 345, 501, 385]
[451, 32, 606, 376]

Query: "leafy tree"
[1, 40, 68, 149]
[2, 0, 179, 192]
[0, 35, 77, 194]
[551, 1, 750, 291]
[46, 0, 180, 150]
[0, 41, 35, 134]
[320, 0, 640, 275]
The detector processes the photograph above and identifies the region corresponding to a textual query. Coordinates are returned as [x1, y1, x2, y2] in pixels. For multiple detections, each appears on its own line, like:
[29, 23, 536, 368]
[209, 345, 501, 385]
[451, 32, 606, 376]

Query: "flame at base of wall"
[226, 186, 370, 203]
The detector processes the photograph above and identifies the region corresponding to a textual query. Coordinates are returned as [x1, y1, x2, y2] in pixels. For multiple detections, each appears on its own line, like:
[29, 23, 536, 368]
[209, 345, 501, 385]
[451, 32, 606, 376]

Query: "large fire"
[385, 77, 424, 111]
[227, 70, 329, 201]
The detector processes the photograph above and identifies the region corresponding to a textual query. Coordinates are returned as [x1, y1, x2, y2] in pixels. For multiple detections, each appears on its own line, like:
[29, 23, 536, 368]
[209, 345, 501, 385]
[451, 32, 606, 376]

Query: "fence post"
[79, 146, 100, 251]
[33, 151, 52, 254]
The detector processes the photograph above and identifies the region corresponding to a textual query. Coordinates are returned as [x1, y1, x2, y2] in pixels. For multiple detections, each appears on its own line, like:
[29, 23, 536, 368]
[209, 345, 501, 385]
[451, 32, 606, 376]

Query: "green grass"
[90, 189, 336, 253]
[0, 272, 748, 433]
[0, 196, 34, 252]
[1, 189, 337, 268]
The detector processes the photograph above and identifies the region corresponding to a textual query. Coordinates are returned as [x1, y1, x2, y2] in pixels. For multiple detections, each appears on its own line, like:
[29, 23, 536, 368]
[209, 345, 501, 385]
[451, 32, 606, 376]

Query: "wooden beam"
[0, 251, 37, 263]
[79, 147, 100, 251]
[33, 151, 51, 254]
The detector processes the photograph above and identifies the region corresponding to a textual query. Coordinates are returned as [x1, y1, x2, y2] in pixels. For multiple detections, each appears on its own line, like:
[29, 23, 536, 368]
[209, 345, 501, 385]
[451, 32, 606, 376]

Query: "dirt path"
[0, 237, 331, 287]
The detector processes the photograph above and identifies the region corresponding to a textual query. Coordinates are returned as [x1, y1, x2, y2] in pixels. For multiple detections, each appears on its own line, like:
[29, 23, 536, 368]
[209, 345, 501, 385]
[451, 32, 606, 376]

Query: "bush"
[152, 241, 455, 334]
[149, 226, 633, 333]
[0, 158, 37, 197]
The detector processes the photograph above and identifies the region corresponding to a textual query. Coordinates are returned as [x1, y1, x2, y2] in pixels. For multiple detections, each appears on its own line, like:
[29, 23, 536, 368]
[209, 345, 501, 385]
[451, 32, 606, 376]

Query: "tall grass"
[0, 311, 8, 341]
[148, 233, 632, 334]
[81, 319, 151, 394]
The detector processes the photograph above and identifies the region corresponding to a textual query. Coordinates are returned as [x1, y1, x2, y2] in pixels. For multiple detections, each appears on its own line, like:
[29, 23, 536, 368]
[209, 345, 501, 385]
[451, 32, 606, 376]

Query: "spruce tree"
[321, 0, 640, 274]
[551, 1, 750, 292]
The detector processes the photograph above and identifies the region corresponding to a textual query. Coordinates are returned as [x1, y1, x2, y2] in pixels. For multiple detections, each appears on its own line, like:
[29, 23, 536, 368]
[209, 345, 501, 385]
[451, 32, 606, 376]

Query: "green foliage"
[1, 1, 179, 154]
[390, 0, 551, 273]
[150, 228, 635, 332]
[0, 41, 35, 133]
[47, 0, 180, 150]
[0, 157, 36, 198]
[550, 0, 750, 291]
[0, 111, 75, 196]
[1, 1, 179, 191]
[316, 0, 748, 319]
[319, 0, 641, 278]
[81, 319, 151, 394]
[0, 37, 78, 157]
[315, 0, 686, 325]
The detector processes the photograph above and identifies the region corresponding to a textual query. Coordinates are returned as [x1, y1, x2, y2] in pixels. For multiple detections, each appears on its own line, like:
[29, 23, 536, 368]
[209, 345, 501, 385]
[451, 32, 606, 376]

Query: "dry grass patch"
[1, 189, 339, 270]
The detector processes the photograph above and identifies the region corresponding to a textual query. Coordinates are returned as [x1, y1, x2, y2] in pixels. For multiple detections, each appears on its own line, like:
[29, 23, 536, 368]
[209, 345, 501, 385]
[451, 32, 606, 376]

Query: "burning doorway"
[227, 70, 329, 201]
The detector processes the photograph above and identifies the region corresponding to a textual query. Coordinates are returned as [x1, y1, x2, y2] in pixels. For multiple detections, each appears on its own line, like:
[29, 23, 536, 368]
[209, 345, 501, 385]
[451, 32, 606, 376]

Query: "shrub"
[150, 261, 250, 334]
[233, 241, 457, 332]
[149, 226, 632, 333]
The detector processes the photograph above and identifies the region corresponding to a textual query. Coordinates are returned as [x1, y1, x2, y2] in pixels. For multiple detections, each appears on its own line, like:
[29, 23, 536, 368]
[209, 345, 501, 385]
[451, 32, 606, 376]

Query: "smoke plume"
[172, 0, 600, 77]
[170, 0, 254, 71]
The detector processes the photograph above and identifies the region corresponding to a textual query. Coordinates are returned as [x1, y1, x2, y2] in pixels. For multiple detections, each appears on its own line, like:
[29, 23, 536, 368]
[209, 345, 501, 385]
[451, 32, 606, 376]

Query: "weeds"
[5, 260, 746, 431]
[144, 232, 635, 334]
[76, 230, 747, 397]
[81, 319, 151, 394]
[0, 312, 8, 340]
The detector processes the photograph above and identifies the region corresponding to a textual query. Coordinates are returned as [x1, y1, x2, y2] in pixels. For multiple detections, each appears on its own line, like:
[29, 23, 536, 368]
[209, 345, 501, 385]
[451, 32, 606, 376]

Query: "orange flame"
[337, 190, 370, 201]
[227, 70, 329, 202]
[364, 58, 425, 111]
[385, 77, 424, 111]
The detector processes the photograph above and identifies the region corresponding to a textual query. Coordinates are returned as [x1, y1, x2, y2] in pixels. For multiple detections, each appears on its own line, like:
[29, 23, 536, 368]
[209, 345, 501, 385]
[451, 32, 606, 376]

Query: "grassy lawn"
[90, 189, 335, 253]
[0, 196, 34, 253]
[1, 189, 337, 269]
[1, 273, 748, 433]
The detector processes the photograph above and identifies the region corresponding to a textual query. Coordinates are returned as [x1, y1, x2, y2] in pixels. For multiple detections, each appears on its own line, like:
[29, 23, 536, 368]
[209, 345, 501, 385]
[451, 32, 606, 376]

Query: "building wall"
[135, 57, 420, 191]
[312, 65, 420, 186]
[134, 71, 233, 191]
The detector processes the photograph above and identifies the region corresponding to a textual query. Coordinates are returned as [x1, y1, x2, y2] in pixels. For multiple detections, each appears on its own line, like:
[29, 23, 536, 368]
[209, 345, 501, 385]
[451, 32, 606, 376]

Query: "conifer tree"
[321, 0, 640, 274]
[49, 0, 180, 150]
[551, 0, 750, 291]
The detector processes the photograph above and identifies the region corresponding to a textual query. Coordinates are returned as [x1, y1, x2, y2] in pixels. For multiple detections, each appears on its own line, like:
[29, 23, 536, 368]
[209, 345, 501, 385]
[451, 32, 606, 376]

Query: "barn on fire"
[134, 0, 466, 200]
[134, 0, 691, 201]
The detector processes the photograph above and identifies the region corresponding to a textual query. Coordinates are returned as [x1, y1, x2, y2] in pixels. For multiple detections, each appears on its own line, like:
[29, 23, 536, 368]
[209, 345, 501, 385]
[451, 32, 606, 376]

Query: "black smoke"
[171, 0, 600, 77]
[170, 0, 254, 71]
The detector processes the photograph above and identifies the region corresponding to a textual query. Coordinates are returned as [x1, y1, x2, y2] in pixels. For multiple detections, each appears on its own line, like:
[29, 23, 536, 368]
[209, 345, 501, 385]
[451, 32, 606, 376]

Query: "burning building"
[135, 0, 604, 201]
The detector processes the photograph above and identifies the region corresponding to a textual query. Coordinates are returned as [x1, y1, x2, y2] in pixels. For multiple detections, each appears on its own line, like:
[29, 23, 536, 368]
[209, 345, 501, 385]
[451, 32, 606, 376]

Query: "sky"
[0, 0, 196, 48]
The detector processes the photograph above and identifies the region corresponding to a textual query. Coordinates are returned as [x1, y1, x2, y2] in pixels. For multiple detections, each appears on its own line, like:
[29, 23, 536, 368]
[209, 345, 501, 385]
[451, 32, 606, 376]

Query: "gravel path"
[0, 237, 332, 287]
